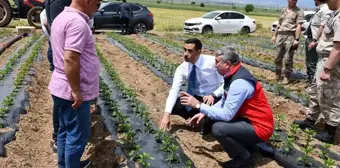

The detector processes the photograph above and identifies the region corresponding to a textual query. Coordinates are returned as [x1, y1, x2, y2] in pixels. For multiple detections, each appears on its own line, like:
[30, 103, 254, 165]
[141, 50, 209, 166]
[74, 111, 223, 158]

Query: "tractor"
[0, 0, 44, 29]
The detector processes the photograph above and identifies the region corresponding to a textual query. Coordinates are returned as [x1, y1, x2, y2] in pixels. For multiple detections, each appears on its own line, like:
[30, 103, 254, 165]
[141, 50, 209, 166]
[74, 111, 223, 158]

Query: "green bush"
[200, 3, 204, 7]
[245, 4, 255, 12]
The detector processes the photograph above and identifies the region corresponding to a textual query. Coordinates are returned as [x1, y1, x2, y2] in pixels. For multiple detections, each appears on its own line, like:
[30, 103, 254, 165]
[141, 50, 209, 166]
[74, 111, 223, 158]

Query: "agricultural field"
[0, 3, 339, 168]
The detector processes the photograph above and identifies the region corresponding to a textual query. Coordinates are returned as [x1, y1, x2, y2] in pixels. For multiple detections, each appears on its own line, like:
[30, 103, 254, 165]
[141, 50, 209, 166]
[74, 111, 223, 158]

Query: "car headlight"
[196, 22, 202, 25]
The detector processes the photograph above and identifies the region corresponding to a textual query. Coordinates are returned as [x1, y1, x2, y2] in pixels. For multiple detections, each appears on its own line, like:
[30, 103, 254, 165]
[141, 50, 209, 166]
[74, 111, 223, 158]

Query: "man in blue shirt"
[181, 47, 274, 168]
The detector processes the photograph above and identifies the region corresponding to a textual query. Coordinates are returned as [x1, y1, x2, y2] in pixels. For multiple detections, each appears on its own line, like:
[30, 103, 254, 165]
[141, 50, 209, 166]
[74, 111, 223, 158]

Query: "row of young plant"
[171, 35, 307, 73]
[270, 114, 336, 168]
[170, 33, 306, 60]
[139, 33, 310, 106]
[97, 46, 193, 167]
[0, 36, 44, 121]
[0, 34, 40, 80]
[108, 33, 179, 78]
[98, 77, 154, 168]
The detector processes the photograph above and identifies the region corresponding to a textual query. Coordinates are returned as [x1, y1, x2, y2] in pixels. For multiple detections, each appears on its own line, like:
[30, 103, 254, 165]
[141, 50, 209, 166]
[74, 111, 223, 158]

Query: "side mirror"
[216, 17, 221, 20]
[99, 9, 104, 14]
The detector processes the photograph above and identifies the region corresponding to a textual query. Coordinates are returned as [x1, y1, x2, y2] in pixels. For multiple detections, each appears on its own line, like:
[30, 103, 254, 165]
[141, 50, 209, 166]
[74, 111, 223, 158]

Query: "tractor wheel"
[27, 6, 43, 29]
[0, 0, 12, 27]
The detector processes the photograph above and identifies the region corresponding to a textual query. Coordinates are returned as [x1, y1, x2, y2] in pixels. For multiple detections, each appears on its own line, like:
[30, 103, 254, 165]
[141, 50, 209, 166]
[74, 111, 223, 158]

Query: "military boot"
[293, 118, 316, 130]
[275, 69, 283, 82]
[314, 124, 337, 144]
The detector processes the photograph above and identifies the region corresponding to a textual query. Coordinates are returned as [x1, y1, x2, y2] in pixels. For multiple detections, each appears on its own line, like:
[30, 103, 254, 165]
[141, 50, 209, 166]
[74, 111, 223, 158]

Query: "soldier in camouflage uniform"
[272, 0, 304, 85]
[294, 0, 340, 144]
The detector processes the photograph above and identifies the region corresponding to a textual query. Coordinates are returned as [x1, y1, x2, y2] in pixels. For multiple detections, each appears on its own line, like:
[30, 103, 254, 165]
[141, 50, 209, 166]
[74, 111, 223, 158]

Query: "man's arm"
[212, 83, 224, 98]
[64, 50, 81, 93]
[295, 10, 304, 39]
[199, 79, 254, 121]
[164, 65, 185, 113]
[324, 42, 340, 70]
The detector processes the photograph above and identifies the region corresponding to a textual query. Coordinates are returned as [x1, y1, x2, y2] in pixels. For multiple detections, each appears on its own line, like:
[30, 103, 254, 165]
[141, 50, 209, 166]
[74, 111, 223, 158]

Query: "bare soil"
[96, 34, 286, 168]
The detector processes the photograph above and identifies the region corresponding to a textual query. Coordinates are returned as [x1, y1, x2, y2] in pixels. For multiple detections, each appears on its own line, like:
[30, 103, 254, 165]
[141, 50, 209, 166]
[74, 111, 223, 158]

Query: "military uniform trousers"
[307, 54, 340, 127]
[275, 32, 296, 78]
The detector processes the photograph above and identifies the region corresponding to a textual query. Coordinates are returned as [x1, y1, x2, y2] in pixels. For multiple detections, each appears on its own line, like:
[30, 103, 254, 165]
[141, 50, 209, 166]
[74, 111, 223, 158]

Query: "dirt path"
[0, 41, 57, 168]
[0, 36, 30, 68]
[96, 34, 285, 168]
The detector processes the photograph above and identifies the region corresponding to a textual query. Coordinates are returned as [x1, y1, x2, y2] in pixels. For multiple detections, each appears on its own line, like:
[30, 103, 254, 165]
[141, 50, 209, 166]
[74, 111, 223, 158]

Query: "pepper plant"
[137, 152, 154, 168]
[275, 114, 286, 131]
[297, 129, 316, 167]
[288, 123, 300, 139]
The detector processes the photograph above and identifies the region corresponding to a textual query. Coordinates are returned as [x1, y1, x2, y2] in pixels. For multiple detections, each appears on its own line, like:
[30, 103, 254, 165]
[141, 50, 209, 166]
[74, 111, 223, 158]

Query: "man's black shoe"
[200, 117, 212, 135]
[293, 118, 315, 130]
[80, 159, 92, 168]
[314, 124, 336, 144]
[218, 156, 255, 168]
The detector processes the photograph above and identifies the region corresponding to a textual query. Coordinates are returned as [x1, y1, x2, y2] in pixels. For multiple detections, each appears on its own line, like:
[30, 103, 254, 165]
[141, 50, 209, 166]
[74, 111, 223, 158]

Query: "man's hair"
[184, 38, 202, 50]
[318, 0, 326, 3]
[215, 47, 240, 64]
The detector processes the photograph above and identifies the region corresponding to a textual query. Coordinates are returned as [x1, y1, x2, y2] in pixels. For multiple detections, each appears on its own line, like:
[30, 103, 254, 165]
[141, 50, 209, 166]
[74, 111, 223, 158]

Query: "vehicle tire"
[0, 0, 12, 27]
[202, 26, 213, 34]
[133, 22, 147, 34]
[27, 6, 43, 29]
[240, 26, 250, 34]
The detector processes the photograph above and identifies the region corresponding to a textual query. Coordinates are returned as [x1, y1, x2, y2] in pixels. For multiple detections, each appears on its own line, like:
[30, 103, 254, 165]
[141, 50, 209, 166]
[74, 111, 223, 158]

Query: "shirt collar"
[195, 55, 203, 69]
[64, 7, 90, 22]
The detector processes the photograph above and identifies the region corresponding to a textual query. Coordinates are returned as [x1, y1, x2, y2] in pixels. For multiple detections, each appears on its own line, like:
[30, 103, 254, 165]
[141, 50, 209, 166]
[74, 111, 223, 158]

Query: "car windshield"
[201, 12, 220, 19]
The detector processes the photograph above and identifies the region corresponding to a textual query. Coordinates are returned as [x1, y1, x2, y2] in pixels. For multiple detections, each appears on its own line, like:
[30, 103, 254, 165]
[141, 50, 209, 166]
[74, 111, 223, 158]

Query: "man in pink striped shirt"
[48, 0, 100, 167]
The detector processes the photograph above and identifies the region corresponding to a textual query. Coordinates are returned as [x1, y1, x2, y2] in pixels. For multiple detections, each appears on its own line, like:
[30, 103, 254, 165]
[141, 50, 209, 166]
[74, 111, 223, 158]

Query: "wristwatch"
[313, 38, 317, 42]
[323, 66, 331, 73]
[295, 38, 299, 41]
[195, 102, 201, 109]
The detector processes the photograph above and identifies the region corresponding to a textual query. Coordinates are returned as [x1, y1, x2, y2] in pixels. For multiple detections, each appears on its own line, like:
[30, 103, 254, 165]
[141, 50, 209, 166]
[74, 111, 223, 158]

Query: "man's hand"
[203, 95, 215, 106]
[180, 92, 200, 108]
[71, 91, 83, 109]
[160, 113, 171, 131]
[293, 40, 299, 46]
[308, 41, 317, 49]
[188, 113, 206, 128]
[320, 70, 331, 81]
[271, 36, 276, 44]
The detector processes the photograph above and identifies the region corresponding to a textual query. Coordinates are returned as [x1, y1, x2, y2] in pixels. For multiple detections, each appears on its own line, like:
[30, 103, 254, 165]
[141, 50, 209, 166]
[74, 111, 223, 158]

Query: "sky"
[212, 0, 315, 8]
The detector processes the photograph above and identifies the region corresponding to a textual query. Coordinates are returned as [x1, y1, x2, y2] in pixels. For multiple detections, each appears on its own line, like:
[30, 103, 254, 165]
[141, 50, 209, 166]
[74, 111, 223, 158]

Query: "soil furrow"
[0, 37, 30, 68]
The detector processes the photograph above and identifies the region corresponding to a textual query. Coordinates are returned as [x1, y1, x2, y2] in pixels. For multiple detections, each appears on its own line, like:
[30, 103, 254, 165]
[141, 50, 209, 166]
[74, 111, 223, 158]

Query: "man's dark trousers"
[212, 118, 263, 159]
[53, 95, 91, 168]
[121, 18, 130, 34]
[305, 37, 318, 83]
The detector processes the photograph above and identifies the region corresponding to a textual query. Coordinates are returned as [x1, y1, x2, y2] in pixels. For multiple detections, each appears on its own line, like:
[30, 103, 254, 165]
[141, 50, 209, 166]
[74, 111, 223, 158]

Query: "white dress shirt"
[165, 54, 224, 113]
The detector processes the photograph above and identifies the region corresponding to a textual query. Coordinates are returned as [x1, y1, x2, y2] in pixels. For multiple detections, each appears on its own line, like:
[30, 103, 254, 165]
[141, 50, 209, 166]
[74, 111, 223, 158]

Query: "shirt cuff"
[200, 103, 210, 116]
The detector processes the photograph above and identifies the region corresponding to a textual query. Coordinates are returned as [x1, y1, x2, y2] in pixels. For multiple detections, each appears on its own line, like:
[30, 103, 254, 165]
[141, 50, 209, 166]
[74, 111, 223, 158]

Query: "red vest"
[225, 63, 274, 141]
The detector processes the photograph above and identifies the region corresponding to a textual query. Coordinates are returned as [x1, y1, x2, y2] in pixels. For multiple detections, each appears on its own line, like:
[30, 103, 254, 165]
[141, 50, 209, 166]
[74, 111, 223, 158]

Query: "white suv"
[184, 11, 256, 34]
[271, 11, 316, 33]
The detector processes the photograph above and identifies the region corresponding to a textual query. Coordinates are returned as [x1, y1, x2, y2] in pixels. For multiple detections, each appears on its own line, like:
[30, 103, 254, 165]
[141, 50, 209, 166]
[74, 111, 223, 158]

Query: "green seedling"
[144, 121, 155, 134]
[155, 129, 164, 143]
[137, 152, 154, 168]
[319, 143, 332, 160]
[324, 157, 336, 168]
[270, 131, 281, 142]
[185, 160, 192, 168]
[166, 144, 180, 164]
[282, 137, 294, 155]
[275, 114, 286, 131]
[288, 123, 300, 139]
[161, 135, 173, 153]
[297, 129, 316, 167]
[118, 123, 132, 133]
[129, 144, 141, 161]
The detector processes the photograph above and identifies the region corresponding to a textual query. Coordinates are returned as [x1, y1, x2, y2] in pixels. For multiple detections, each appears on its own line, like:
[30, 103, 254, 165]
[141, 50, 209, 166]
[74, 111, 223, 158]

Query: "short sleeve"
[333, 18, 340, 42]
[296, 10, 304, 24]
[64, 20, 89, 55]
[321, 10, 332, 26]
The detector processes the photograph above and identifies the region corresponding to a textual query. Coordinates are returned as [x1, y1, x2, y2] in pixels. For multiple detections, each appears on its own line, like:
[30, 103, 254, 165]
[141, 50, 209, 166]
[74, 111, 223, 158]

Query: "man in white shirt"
[40, 9, 50, 37]
[159, 38, 224, 135]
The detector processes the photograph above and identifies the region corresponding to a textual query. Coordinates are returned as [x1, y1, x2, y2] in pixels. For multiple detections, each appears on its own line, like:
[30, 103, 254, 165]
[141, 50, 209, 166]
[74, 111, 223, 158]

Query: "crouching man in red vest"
[180, 47, 274, 168]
